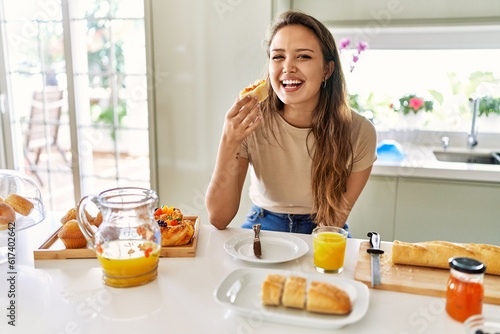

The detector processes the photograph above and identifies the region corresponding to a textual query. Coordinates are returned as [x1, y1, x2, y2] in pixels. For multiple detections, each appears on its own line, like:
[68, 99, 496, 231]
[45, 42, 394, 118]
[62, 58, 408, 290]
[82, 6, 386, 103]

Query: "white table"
[1, 215, 498, 334]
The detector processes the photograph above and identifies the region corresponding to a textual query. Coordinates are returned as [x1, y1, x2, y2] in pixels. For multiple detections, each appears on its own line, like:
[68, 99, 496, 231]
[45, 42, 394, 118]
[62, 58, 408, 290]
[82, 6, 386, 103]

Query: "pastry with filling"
[153, 206, 195, 246]
[239, 79, 268, 103]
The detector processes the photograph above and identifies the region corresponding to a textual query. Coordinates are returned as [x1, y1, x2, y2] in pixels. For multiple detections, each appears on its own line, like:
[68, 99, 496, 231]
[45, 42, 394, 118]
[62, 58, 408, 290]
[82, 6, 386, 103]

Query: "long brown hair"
[261, 10, 353, 226]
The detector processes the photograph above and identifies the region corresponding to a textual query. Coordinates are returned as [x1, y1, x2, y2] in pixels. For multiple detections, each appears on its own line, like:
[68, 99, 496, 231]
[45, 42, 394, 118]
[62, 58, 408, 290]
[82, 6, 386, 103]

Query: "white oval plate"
[214, 268, 370, 329]
[224, 231, 309, 264]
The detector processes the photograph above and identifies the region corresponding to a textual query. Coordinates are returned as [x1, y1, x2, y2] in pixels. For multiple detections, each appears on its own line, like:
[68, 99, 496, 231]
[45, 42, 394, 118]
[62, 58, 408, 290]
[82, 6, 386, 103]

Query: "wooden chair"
[24, 87, 68, 185]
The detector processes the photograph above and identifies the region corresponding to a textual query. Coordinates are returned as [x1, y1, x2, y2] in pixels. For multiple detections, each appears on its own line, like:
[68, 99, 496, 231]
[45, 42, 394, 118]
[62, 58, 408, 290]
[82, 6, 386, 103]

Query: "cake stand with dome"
[0, 170, 46, 264]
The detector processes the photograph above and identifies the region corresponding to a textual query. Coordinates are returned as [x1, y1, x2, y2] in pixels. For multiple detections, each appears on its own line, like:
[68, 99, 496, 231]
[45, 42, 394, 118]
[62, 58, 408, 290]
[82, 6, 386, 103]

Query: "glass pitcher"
[77, 187, 161, 288]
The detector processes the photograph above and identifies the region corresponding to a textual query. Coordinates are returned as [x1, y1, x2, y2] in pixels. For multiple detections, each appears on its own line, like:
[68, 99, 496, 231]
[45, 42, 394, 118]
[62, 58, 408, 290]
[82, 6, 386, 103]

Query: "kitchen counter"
[373, 130, 500, 183]
[373, 145, 500, 183]
[1, 215, 499, 334]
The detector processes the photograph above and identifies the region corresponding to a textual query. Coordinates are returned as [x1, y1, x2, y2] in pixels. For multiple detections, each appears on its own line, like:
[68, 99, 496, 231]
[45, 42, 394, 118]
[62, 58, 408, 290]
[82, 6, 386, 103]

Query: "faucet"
[441, 136, 449, 150]
[467, 97, 479, 149]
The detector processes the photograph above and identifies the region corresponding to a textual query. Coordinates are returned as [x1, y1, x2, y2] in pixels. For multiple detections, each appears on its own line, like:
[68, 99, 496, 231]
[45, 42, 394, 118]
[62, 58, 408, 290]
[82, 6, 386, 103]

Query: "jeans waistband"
[256, 206, 313, 220]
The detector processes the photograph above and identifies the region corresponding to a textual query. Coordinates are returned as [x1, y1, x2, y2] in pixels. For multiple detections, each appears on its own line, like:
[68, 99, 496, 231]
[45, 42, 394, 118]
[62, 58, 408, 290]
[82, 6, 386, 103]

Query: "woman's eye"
[272, 55, 284, 60]
[298, 54, 311, 59]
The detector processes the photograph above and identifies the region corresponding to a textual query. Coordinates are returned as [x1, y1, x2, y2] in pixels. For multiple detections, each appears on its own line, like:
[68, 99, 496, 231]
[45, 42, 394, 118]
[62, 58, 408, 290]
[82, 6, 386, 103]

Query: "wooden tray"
[33, 216, 200, 260]
[354, 241, 500, 305]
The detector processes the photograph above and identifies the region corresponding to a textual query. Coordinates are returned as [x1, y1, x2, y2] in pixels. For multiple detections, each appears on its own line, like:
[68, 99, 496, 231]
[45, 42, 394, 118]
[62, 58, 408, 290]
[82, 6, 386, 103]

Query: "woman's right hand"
[205, 95, 261, 229]
[222, 95, 262, 143]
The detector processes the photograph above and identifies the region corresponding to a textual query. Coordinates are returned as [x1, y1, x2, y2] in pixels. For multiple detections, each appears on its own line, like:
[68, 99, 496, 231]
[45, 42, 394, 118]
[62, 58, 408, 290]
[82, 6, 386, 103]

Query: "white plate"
[214, 268, 370, 329]
[224, 231, 309, 264]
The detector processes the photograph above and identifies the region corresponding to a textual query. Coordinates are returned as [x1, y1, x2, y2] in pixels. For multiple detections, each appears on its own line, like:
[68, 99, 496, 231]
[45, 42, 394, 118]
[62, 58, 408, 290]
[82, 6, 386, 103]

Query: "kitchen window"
[332, 25, 500, 133]
[0, 0, 152, 211]
[341, 49, 500, 132]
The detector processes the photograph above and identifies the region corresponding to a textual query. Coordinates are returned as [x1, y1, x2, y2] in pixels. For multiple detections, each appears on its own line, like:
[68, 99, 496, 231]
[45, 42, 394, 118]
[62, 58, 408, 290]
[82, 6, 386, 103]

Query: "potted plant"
[478, 96, 500, 117]
[392, 94, 433, 129]
[392, 94, 434, 115]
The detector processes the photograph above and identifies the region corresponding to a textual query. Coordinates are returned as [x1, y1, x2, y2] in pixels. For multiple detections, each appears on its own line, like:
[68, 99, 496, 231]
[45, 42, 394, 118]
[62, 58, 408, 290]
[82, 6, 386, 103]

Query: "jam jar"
[446, 257, 486, 322]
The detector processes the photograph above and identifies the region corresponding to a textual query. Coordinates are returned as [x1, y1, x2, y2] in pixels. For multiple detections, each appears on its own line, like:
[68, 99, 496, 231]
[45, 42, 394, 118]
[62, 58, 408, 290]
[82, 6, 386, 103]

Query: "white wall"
[292, 0, 500, 25]
[149, 0, 273, 225]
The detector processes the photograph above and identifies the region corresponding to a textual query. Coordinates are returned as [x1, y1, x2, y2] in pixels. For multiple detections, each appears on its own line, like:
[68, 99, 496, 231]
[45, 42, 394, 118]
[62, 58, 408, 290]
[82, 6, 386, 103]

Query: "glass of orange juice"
[312, 226, 348, 273]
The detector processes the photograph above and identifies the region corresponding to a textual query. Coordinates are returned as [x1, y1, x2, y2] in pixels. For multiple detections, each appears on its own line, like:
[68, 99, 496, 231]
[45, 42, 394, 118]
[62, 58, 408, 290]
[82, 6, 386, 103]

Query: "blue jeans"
[241, 204, 350, 236]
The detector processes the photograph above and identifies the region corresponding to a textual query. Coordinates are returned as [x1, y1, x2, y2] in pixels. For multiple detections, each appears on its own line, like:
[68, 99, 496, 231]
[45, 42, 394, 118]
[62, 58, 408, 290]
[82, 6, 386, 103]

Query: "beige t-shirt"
[240, 110, 377, 214]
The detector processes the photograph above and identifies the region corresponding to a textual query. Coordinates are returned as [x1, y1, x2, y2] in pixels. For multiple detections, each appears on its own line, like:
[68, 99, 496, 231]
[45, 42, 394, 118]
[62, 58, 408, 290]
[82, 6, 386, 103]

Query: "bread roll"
[5, 194, 34, 216]
[282, 276, 306, 309]
[57, 219, 87, 249]
[61, 207, 95, 225]
[0, 203, 16, 230]
[306, 281, 352, 315]
[392, 240, 500, 276]
[92, 211, 103, 227]
[239, 79, 268, 103]
[261, 274, 285, 306]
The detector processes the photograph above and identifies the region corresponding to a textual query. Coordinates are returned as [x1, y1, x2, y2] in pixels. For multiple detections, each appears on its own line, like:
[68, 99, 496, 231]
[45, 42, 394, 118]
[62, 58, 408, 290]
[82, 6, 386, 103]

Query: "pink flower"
[409, 97, 425, 111]
[339, 38, 368, 72]
[339, 38, 350, 50]
[357, 41, 368, 53]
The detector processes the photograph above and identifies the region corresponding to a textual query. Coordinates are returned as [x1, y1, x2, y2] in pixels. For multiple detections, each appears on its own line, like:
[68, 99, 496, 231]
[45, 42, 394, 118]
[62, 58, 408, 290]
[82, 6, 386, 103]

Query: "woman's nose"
[282, 59, 296, 74]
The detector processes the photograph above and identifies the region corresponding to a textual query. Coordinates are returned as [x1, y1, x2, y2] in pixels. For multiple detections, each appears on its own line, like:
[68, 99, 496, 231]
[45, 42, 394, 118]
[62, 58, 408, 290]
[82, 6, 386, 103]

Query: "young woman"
[205, 11, 377, 234]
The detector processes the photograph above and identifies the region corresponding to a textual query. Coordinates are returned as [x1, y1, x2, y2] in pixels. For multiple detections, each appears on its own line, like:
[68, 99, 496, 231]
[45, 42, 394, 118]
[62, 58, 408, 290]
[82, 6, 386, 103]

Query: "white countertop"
[1, 216, 499, 334]
[373, 145, 500, 183]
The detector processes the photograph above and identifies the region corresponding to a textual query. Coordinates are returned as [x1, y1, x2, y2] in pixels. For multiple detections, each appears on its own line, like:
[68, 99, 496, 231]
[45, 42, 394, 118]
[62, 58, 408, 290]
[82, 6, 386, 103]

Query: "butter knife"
[367, 231, 384, 287]
[253, 224, 262, 259]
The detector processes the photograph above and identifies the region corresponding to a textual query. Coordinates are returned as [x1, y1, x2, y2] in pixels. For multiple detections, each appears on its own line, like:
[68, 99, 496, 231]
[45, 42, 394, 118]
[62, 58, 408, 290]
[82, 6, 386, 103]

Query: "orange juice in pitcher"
[77, 188, 161, 288]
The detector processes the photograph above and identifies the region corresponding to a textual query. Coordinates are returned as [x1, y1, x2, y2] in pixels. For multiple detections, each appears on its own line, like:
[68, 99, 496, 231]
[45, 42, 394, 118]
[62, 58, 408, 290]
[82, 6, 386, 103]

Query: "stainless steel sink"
[433, 151, 500, 164]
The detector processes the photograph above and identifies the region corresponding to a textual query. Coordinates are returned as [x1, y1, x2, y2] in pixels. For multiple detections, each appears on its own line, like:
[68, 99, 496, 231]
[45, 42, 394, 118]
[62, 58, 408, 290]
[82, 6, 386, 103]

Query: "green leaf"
[428, 89, 443, 104]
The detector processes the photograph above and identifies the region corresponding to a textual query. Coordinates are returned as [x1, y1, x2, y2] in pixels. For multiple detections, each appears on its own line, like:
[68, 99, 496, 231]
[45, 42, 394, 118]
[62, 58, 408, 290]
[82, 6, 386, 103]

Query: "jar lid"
[449, 257, 486, 274]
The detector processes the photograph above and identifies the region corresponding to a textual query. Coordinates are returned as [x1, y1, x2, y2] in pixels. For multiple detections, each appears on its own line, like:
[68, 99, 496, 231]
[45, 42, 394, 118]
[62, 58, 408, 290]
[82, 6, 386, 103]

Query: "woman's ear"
[324, 60, 335, 80]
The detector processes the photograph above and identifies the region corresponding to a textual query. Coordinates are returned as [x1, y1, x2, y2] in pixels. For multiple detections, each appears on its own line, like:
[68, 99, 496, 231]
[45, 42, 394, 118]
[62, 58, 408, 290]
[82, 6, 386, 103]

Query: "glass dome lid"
[0, 169, 46, 230]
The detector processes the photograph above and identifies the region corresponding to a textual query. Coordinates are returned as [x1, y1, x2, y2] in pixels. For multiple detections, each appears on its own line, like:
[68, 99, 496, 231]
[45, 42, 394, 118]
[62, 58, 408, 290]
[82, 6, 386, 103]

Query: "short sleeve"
[351, 114, 377, 172]
[239, 138, 249, 160]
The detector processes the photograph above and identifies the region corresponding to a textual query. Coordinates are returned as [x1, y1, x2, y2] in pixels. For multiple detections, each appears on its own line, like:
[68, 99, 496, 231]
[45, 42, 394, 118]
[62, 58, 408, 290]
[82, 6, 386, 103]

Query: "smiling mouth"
[282, 79, 303, 89]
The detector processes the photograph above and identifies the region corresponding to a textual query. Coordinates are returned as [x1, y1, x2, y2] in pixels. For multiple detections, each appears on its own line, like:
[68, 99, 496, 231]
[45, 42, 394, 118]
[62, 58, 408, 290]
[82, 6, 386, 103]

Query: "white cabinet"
[348, 175, 397, 240]
[395, 178, 500, 245]
[349, 176, 500, 245]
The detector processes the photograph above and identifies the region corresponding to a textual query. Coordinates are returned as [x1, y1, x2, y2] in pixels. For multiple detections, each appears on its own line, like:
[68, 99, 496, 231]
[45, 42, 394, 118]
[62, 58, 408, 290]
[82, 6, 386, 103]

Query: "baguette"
[281, 276, 306, 309]
[261, 274, 352, 315]
[261, 274, 286, 306]
[391, 240, 500, 275]
[306, 281, 351, 315]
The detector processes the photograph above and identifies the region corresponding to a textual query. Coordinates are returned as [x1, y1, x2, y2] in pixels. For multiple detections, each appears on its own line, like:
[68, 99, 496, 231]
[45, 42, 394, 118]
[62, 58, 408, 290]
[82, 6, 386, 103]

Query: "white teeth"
[282, 80, 302, 85]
